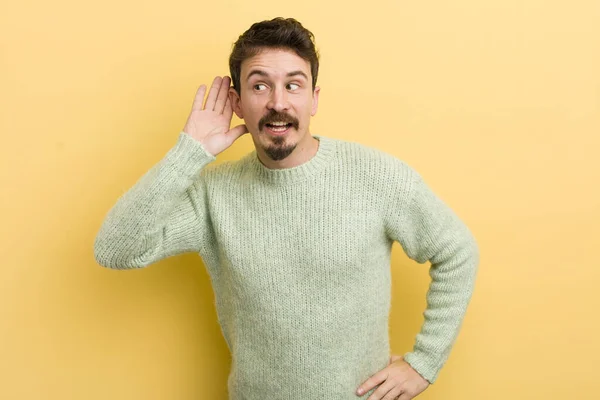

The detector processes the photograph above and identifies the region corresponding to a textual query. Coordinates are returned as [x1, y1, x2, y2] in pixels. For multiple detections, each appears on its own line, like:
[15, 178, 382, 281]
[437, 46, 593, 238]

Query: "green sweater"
[94, 132, 479, 399]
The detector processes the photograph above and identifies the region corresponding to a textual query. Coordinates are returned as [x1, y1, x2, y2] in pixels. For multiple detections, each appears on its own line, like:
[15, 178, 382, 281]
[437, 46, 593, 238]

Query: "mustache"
[258, 110, 299, 131]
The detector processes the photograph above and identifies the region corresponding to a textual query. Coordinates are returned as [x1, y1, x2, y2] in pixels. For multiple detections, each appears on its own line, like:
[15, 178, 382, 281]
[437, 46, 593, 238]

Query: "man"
[94, 17, 479, 400]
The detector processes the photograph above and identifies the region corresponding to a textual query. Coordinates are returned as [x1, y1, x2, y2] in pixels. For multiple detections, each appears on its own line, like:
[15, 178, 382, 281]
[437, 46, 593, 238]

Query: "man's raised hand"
[183, 76, 248, 156]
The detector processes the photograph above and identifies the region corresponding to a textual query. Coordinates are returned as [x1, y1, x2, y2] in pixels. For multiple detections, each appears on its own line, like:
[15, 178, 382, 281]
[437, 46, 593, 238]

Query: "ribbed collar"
[245, 135, 335, 186]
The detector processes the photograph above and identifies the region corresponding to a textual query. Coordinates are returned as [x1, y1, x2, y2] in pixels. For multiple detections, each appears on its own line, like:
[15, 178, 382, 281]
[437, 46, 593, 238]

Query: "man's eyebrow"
[246, 69, 309, 81]
[286, 70, 309, 80]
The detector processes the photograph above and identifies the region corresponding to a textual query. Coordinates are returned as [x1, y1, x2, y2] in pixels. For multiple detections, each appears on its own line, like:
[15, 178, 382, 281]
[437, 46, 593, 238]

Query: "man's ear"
[229, 88, 243, 119]
[311, 86, 320, 116]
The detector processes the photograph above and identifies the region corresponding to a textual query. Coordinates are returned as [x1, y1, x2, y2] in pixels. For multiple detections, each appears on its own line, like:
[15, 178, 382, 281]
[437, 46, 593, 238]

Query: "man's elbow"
[93, 236, 146, 270]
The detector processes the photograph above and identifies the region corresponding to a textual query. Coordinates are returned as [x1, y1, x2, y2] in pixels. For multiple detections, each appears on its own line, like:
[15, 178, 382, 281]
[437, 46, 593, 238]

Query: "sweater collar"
[246, 135, 335, 185]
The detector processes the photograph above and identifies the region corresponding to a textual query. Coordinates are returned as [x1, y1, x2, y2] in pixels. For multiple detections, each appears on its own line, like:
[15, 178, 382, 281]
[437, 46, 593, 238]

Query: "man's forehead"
[242, 49, 310, 79]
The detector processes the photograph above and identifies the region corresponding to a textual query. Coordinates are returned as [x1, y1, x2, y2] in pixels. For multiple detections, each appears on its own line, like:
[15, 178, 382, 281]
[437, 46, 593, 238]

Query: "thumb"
[227, 124, 248, 140]
[388, 355, 403, 365]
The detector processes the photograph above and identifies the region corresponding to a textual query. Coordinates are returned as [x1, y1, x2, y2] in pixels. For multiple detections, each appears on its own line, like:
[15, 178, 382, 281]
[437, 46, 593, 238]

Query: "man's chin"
[250, 128, 301, 156]
[262, 136, 297, 160]
[264, 144, 297, 161]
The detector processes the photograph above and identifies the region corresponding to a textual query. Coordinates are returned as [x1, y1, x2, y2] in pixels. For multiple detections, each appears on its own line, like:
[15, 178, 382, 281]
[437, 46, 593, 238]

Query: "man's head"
[228, 18, 321, 164]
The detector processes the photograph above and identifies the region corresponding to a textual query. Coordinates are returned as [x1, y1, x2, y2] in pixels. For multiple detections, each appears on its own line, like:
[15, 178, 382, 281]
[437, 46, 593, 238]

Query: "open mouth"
[265, 122, 293, 134]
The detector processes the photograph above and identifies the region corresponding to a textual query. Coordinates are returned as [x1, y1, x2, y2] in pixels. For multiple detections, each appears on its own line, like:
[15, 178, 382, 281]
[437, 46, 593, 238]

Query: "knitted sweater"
[94, 132, 479, 399]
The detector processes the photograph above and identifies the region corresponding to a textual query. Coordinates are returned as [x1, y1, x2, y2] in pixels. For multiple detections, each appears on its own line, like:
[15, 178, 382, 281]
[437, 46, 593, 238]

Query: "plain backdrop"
[1, 0, 599, 399]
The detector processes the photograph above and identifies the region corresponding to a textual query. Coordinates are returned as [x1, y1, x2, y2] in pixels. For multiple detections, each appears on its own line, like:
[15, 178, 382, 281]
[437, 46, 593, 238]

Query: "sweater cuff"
[403, 350, 444, 384]
[164, 131, 216, 176]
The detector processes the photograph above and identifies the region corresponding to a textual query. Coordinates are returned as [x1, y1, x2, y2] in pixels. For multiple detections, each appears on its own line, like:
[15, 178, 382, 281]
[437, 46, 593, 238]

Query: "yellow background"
[1, 0, 599, 399]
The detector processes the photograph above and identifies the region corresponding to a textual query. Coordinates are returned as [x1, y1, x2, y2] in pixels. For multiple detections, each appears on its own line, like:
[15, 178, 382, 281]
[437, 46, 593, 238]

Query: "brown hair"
[228, 17, 320, 94]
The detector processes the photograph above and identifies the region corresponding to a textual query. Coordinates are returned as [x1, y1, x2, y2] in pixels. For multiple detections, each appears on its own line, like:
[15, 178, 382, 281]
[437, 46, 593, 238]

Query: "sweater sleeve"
[93, 132, 217, 269]
[384, 164, 479, 383]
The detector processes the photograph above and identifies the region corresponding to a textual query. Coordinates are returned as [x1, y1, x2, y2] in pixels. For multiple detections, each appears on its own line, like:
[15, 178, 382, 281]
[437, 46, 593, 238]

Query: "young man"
[94, 17, 479, 400]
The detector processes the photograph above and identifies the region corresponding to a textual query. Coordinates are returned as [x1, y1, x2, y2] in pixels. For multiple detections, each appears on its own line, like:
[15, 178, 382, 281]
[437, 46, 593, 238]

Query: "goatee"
[264, 136, 297, 161]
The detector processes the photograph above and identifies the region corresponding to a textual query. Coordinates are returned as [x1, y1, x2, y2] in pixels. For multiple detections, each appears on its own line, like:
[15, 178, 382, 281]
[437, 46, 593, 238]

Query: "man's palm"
[183, 76, 248, 156]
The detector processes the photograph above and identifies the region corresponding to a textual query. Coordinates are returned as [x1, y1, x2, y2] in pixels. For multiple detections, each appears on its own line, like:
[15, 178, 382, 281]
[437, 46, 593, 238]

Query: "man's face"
[229, 48, 320, 162]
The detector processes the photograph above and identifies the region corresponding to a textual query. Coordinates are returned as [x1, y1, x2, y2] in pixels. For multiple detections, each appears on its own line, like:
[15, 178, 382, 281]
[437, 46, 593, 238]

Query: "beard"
[263, 135, 297, 161]
[256, 109, 300, 160]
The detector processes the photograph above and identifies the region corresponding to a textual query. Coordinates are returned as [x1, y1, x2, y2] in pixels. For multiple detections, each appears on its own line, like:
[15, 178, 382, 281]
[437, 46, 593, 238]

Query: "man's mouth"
[265, 122, 294, 133]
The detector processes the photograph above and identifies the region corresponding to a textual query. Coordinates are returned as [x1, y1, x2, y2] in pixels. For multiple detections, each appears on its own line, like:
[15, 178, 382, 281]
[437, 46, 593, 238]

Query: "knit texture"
[94, 132, 479, 399]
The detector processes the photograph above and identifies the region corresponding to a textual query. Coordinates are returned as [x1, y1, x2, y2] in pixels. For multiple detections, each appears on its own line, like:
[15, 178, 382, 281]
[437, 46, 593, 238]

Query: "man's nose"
[266, 86, 290, 112]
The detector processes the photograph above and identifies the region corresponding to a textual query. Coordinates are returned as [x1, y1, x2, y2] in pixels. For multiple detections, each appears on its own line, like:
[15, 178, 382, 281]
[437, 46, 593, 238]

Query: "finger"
[367, 380, 395, 400]
[214, 76, 231, 114]
[227, 124, 248, 140]
[205, 76, 222, 111]
[191, 85, 207, 112]
[223, 95, 233, 122]
[380, 385, 403, 400]
[357, 372, 387, 396]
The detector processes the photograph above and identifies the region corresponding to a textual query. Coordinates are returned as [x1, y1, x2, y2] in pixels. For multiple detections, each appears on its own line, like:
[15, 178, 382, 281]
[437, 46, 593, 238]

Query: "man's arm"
[94, 76, 248, 269]
[93, 133, 216, 269]
[384, 164, 480, 383]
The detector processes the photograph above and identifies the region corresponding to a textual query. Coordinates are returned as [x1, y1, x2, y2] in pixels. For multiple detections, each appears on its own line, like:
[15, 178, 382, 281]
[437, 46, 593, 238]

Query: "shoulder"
[329, 136, 417, 183]
[196, 150, 254, 187]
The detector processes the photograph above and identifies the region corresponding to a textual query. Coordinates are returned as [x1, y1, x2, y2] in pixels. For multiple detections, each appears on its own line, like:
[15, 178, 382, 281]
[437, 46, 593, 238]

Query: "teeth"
[269, 122, 288, 126]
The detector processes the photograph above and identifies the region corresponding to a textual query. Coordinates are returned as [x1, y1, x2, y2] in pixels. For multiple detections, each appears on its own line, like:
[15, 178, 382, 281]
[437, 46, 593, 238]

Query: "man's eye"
[287, 83, 300, 90]
[254, 84, 267, 91]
